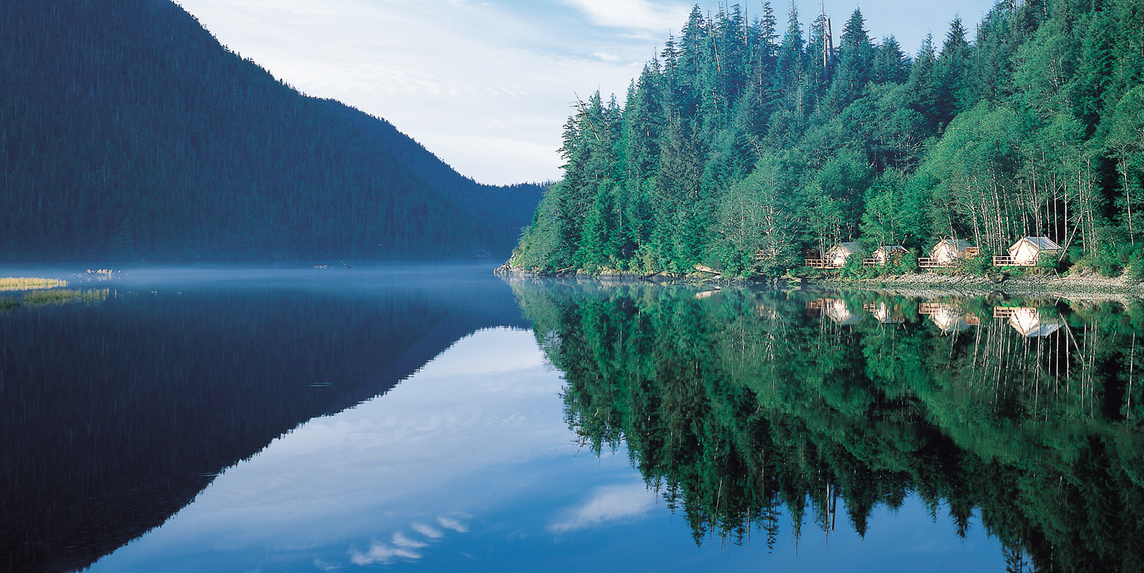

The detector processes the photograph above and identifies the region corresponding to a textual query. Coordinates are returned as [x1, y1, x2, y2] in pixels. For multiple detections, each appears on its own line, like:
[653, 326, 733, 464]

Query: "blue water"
[0, 264, 1009, 572]
[85, 329, 1003, 573]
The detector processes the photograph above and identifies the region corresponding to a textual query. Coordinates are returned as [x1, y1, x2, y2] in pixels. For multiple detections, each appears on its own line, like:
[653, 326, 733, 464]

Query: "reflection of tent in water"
[862, 302, 905, 324]
[694, 289, 720, 300]
[995, 307, 1062, 337]
[824, 298, 862, 325]
[920, 302, 980, 334]
[807, 298, 861, 325]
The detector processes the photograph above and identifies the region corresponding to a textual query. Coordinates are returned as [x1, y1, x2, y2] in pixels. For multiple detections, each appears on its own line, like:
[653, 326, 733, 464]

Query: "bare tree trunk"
[1125, 165, 1135, 246]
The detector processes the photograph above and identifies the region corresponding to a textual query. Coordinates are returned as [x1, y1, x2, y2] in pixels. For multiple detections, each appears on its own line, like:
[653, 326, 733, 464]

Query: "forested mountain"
[512, 0, 1144, 277]
[0, 0, 543, 261]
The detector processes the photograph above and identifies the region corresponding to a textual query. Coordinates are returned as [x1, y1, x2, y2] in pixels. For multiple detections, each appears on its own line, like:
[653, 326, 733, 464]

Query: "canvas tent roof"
[875, 245, 907, 254]
[936, 239, 975, 251]
[1009, 236, 1061, 253]
[829, 242, 865, 255]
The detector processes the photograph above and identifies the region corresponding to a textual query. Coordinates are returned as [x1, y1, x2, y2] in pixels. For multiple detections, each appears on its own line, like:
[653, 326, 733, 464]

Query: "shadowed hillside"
[0, 0, 543, 261]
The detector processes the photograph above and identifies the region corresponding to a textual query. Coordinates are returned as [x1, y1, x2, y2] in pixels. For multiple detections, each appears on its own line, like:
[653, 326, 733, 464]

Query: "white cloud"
[313, 557, 342, 571]
[561, 0, 689, 32]
[392, 532, 430, 549]
[549, 482, 658, 532]
[411, 523, 444, 539]
[349, 536, 423, 565]
[437, 516, 470, 533]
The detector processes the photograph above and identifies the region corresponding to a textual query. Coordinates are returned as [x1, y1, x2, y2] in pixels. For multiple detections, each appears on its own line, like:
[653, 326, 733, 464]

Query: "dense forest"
[0, 0, 543, 261]
[511, 280, 1144, 572]
[512, 0, 1144, 277]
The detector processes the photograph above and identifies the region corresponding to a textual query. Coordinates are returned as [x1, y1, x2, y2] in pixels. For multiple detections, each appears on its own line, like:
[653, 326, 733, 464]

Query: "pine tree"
[827, 9, 876, 112]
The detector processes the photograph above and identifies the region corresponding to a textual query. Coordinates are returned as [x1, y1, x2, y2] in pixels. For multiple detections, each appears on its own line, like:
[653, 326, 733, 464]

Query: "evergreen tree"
[871, 36, 910, 85]
[827, 9, 876, 112]
[933, 17, 973, 128]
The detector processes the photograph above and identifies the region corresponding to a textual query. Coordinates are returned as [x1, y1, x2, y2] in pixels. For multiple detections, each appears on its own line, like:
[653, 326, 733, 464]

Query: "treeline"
[0, 0, 543, 261]
[510, 281, 1144, 572]
[513, 0, 1144, 277]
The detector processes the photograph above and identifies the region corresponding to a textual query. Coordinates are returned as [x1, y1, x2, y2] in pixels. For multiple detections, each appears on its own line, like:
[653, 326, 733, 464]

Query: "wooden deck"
[993, 255, 1035, 267]
[804, 258, 841, 269]
[918, 302, 947, 315]
[993, 306, 1024, 318]
[919, 248, 979, 268]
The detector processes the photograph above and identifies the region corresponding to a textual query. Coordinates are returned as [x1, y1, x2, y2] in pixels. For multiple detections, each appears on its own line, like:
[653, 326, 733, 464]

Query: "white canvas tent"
[824, 242, 865, 268]
[920, 239, 979, 268]
[865, 245, 907, 266]
[994, 237, 1062, 267]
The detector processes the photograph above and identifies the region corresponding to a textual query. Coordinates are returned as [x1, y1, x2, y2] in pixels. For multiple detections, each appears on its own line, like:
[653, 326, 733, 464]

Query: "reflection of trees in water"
[513, 282, 1144, 573]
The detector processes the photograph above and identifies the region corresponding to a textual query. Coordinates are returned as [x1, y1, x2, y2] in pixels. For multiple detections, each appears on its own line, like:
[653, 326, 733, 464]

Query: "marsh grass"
[20, 288, 109, 307]
[0, 277, 68, 291]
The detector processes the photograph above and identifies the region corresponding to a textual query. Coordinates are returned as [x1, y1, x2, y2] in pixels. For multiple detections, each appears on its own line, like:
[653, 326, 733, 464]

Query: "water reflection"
[5, 267, 1143, 572]
[0, 264, 528, 573]
[509, 279, 1144, 573]
[82, 329, 1004, 573]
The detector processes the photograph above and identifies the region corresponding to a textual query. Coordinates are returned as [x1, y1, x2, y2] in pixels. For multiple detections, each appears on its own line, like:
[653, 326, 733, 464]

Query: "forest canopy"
[511, 0, 1144, 278]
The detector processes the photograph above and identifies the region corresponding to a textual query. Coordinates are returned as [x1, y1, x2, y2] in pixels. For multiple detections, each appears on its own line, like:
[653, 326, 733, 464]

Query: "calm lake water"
[2, 263, 1142, 572]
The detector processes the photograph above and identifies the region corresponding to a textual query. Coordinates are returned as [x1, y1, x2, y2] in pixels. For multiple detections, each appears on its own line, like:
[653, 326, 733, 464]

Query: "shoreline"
[495, 262, 1144, 300]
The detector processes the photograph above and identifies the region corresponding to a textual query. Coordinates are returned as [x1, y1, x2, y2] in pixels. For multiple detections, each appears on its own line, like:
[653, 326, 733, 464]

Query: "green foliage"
[963, 247, 995, 276]
[515, 0, 1144, 278]
[892, 248, 919, 274]
[1074, 227, 1133, 276]
[839, 252, 869, 278]
[1128, 248, 1144, 282]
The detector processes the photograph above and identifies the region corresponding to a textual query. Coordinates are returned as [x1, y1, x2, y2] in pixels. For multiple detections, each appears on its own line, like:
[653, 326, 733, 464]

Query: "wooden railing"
[862, 257, 880, 266]
[804, 258, 841, 269]
[965, 247, 980, 257]
[918, 257, 941, 268]
[754, 248, 777, 260]
[993, 307, 1020, 318]
[919, 302, 948, 315]
[993, 255, 1035, 267]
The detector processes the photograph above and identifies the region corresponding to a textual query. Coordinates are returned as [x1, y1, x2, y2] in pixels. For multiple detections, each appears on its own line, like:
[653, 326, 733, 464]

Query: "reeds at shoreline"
[0, 277, 68, 291]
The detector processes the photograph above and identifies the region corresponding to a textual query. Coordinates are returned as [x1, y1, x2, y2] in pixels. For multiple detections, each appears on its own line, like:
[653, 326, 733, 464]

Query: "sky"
[172, 0, 999, 186]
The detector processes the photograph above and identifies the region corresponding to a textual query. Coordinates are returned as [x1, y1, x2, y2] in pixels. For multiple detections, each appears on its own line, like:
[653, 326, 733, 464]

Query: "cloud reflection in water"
[89, 327, 608, 571]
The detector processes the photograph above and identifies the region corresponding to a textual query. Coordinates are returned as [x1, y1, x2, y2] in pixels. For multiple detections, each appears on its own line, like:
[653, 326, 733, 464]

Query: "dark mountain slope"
[0, 0, 541, 261]
[322, 101, 545, 246]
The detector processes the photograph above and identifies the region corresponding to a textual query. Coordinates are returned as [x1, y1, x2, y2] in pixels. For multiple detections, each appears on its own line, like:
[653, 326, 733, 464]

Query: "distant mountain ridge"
[0, 0, 542, 260]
